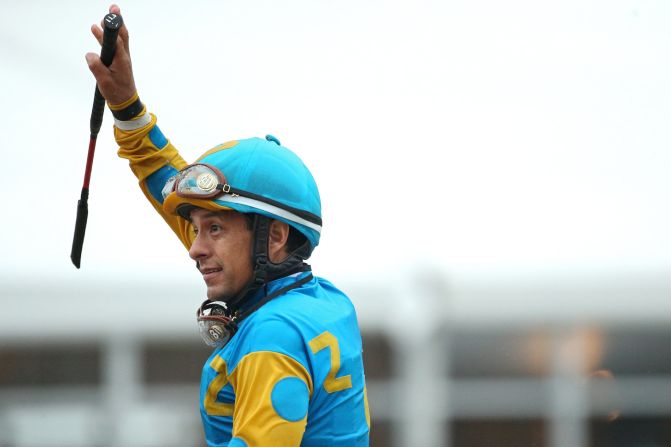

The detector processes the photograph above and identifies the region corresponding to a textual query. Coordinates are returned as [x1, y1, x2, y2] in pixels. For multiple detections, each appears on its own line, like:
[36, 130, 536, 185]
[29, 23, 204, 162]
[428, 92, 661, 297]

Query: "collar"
[236, 268, 313, 318]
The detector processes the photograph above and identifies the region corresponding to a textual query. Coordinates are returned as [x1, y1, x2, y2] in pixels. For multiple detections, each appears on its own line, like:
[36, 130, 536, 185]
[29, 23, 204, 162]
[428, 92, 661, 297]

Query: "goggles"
[196, 300, 238, 348]
[162, 163, 233, 201]
[162, 162, 323, 234]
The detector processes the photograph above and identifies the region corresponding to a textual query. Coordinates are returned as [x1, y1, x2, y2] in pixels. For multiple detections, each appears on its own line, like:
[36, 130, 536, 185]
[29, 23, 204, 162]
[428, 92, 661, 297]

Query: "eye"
[210, 224, 221, 233]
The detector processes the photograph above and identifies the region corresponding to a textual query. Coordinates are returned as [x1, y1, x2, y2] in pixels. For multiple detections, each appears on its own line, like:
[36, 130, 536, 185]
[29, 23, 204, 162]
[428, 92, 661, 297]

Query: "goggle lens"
[162, 164, 228, 200]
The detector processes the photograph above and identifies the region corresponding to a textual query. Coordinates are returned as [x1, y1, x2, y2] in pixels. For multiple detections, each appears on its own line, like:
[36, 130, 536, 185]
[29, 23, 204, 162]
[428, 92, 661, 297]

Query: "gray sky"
[2, 0, 671, 289]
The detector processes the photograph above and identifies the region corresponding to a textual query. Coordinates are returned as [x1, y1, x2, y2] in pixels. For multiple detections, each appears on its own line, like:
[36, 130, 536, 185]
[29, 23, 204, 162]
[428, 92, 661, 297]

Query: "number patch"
[309, 331, 352, 393]
[204, 355, 234, 416]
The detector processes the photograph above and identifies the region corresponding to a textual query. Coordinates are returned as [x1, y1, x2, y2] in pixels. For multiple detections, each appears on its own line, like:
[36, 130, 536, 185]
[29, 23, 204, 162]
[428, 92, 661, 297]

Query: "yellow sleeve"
[114, 113, 194, 250]
[228, 351, 313, 447]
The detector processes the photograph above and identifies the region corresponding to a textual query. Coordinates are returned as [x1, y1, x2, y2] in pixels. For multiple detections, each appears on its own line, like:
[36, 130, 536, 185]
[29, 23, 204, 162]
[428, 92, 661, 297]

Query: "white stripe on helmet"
[215, 195, 322, 233]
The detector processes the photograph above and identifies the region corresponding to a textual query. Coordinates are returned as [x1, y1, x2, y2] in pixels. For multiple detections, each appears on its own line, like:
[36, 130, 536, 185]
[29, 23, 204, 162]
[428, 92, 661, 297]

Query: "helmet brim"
[163, 192, 234, 220]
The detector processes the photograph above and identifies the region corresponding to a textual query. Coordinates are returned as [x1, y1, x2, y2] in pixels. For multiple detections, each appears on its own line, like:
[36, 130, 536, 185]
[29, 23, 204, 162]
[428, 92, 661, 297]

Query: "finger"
[105, 4, 130, 55]
[92, 19, 130, 73]
[114, 33, 128, 59]
[113, 7, 130, 54]
[118, 21, 130, 53]
[85, 52, 109, 81]
[91, 24, 103, 46]
[108, 34, 130, 72]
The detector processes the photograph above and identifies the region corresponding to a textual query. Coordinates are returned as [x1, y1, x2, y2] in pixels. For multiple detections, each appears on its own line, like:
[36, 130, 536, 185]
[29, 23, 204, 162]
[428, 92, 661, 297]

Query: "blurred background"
[2, 0, 671, 445]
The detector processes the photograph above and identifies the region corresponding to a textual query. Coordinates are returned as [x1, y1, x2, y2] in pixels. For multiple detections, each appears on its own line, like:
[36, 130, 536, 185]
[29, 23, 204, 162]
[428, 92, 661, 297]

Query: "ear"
[268, 220, 291, 263]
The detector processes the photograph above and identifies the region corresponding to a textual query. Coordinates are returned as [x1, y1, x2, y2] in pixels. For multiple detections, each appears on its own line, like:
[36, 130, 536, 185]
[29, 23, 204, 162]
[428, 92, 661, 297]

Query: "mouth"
[200, 266, 223, 283]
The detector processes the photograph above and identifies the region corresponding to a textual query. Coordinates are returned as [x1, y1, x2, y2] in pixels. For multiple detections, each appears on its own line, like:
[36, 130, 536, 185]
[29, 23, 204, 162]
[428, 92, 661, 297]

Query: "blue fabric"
[200, 273, 370, 446]
[271, 377, 310, 422]
[146, 165, 178, 204]
[148, 125, 168, 149]
[228, 438, 248, 447]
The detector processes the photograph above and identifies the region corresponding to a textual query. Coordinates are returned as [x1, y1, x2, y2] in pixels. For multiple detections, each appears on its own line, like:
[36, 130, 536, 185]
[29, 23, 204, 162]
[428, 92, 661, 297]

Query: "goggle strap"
[226, 187, 321, 226]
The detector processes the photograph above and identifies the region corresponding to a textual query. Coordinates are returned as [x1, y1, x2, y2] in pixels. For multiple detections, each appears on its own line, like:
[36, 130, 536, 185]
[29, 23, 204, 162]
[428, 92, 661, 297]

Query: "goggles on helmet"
[161, 163, 232, 201]
[162, 162, 323, 234]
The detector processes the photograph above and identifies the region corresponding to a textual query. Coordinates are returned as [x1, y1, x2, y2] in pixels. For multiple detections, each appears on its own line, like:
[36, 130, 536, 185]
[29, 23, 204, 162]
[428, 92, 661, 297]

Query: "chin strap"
[196, 212, 315, 348]
[221, 214, 310, 313]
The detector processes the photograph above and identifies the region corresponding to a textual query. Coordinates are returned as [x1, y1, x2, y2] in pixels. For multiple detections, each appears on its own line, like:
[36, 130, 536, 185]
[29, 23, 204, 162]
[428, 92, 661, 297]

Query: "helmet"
[163, 135, 322, 254]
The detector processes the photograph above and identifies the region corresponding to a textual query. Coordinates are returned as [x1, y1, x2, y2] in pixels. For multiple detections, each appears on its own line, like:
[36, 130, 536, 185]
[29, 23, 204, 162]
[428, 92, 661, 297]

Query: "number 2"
[204, 355, 234, 416]
[309, 331, 352, 393]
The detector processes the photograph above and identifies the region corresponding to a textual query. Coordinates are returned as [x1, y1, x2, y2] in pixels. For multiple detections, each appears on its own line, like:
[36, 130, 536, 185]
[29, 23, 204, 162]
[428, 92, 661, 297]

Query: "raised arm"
[85, 4, 194, 250]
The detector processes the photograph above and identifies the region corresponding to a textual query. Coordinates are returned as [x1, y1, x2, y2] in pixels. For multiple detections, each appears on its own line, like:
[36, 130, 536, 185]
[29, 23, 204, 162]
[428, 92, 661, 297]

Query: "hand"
[85, 4, 137, 105]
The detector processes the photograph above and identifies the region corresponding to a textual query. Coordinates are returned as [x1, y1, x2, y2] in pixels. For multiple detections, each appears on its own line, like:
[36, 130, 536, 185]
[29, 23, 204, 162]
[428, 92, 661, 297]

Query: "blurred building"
[2, 271, 671, 447]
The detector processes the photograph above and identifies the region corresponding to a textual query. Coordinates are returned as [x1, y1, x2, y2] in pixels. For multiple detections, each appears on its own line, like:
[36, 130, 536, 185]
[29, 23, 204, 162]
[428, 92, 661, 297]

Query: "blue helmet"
[163, 135, 322, 253]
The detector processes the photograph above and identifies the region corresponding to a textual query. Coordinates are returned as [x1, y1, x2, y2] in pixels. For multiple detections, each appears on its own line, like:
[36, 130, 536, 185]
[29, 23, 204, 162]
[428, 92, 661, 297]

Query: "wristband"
[111, 97, 144, 121]
[109, 92, 144, 121]
[114, 113, 152, 131]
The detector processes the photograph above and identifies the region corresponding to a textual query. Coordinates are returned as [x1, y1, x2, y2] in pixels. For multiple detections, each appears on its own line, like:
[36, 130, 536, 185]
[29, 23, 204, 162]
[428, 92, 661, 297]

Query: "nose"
[189, 231, 210, 262]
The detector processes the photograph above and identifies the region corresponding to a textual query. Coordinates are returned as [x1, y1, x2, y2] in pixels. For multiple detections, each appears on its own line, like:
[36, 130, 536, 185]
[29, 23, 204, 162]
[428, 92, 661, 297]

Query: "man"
[86, 5, 370, 446]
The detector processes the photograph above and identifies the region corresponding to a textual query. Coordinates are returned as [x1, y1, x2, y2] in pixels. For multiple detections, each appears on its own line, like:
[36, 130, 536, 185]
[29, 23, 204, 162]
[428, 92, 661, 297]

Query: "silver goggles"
[196, 300, 237, 348]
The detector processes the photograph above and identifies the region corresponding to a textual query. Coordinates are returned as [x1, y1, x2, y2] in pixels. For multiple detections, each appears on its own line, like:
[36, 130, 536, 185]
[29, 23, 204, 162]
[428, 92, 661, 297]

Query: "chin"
[206, 289, 222, 301]
[207, 286, 234, 302]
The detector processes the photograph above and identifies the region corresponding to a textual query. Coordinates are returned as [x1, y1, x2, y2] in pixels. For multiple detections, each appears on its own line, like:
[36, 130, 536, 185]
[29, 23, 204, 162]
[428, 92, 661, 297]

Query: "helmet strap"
[222, 214, 309, 313]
